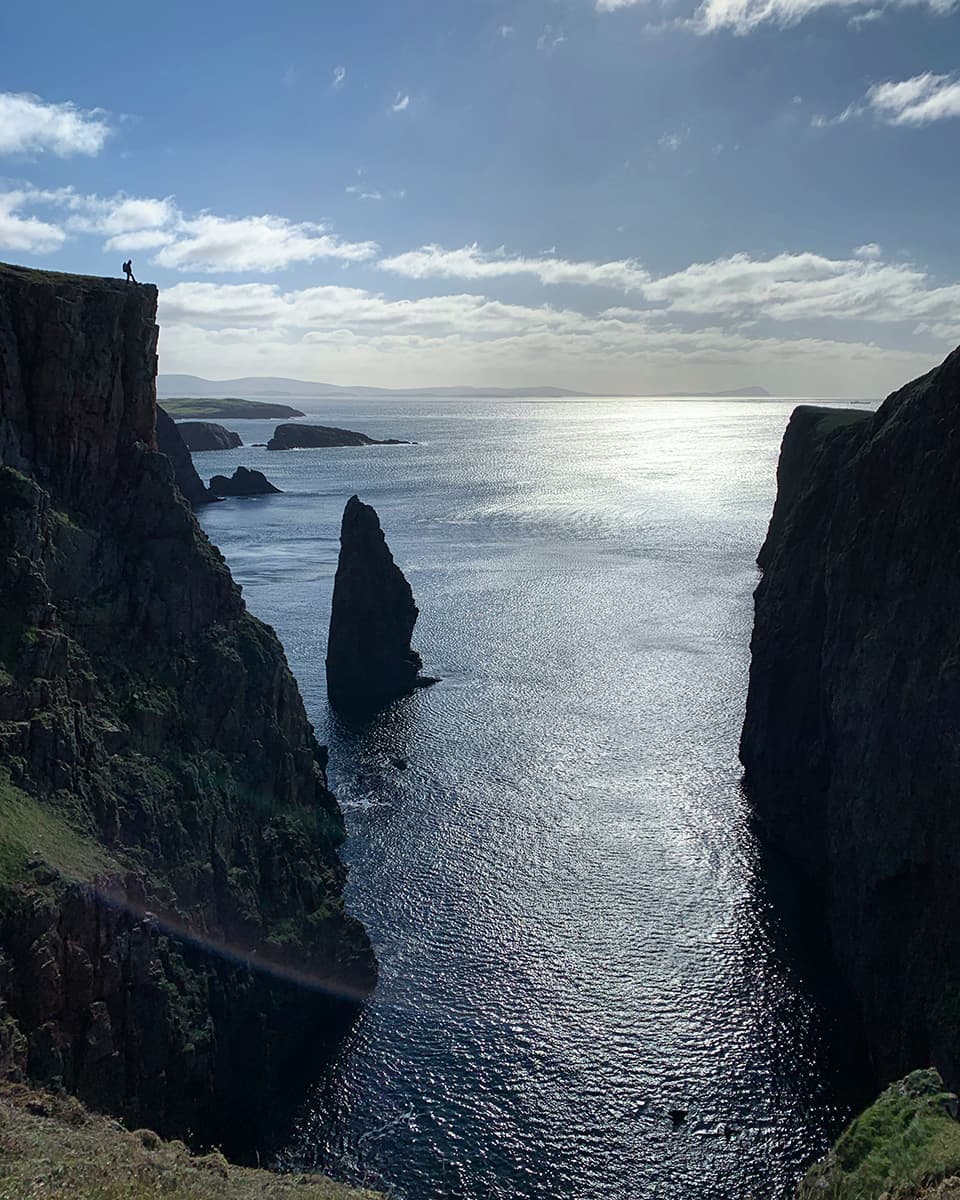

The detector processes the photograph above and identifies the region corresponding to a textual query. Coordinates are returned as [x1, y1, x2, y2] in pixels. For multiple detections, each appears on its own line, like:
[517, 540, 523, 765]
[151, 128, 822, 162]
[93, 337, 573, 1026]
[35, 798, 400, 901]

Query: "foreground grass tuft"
[0, 1083, 381, 1200]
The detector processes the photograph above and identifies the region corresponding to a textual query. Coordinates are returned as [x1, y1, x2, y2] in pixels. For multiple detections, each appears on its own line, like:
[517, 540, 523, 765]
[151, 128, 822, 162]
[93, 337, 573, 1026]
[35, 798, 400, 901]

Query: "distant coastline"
[159, 372, 771, 402]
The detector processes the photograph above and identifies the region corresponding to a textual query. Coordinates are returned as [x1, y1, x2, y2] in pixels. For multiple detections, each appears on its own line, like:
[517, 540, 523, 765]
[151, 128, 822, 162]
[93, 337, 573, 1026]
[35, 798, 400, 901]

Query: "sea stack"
[326, 495, 430, 710]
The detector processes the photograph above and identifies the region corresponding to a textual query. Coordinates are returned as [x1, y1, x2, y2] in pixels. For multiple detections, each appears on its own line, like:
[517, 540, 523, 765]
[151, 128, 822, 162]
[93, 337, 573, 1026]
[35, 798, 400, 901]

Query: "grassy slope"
[160, 398, 305, 420]
[797, 1070, 960, 1199]
[0, 1083, 381, 1200]
[0, 771, 114, 890]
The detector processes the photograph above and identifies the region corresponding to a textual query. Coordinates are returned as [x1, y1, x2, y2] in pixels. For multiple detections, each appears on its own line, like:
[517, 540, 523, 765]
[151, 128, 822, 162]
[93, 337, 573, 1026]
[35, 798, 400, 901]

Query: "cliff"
[0, 264, 375, 1155]
[741, 347, 960, 1087]
[155, 405, 215, 507]
[326, 496, 429, 711]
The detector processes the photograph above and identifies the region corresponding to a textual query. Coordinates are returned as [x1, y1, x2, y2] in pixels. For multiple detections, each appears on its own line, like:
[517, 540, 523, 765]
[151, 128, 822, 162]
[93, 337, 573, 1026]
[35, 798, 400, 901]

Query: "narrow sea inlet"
[195, 396, 874, 1200]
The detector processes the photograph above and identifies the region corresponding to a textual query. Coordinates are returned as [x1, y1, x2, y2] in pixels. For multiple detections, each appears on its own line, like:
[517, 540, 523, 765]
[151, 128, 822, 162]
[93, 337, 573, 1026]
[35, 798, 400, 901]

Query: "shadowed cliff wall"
[742, 347, 960, 1087]
[0, 263, 375, 1155]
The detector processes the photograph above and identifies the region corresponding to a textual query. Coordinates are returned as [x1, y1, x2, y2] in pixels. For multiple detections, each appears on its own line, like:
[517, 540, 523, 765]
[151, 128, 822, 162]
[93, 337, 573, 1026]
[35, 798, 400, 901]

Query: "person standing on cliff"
[122, 259, 137, 283]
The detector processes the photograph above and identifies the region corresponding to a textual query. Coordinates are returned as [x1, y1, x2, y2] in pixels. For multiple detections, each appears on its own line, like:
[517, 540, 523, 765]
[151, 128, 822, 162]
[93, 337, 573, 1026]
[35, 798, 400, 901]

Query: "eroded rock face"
[209, 466, 282, 496]
[176, 421, 242, 451]
[267, 423, 408, 451]
[0, 263, 375, 1154]
[154, 406, 214, 507]
[741, 347, 960, 1088]
[326, 495, 428, 711]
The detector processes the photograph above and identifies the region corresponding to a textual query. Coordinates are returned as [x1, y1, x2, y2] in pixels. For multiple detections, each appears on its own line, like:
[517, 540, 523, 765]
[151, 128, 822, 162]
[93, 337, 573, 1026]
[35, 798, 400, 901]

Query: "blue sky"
[2, 0, 960, 394]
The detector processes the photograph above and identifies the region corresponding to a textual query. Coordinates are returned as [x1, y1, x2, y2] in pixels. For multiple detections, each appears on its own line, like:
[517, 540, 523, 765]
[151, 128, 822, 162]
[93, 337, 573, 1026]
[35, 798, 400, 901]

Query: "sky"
[2, 0, 960, 395]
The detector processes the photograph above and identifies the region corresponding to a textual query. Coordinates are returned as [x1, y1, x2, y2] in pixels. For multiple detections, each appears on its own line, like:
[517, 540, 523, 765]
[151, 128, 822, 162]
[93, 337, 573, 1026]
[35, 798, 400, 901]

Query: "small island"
[161, 397, 306, 420]
[210, 466, 283, 496]
[267, 424, 410, 451]
[176, 421, 243, 451]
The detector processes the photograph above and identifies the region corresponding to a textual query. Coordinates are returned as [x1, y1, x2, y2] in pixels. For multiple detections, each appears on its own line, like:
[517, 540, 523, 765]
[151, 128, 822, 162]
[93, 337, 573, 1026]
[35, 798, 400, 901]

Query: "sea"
[189, 395, 877, 1200]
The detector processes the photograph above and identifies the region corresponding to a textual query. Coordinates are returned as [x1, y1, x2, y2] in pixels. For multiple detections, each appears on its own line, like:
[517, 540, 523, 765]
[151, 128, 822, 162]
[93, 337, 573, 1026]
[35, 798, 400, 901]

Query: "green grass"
[797, 1070, 960, 1200]
[0, 1083, 382, 1200]
[159, 398, 305, 420]
[0, 772, 113, 889]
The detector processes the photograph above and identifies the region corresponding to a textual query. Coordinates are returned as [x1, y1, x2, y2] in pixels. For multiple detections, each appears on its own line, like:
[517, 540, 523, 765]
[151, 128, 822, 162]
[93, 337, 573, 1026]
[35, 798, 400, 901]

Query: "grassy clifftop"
[0, 1082, 380, 1200]
[797, 1070, 960, 1200]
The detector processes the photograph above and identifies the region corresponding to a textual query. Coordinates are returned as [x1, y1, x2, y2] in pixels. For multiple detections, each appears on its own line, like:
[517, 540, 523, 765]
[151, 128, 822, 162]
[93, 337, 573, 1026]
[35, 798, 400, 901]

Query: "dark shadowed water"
[192, 396, 875, 1200]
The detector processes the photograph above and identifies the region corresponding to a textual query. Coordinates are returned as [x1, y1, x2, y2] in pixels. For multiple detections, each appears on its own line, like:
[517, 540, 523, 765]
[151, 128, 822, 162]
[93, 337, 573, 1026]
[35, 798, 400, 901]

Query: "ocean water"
[191, 396, 875, 1200]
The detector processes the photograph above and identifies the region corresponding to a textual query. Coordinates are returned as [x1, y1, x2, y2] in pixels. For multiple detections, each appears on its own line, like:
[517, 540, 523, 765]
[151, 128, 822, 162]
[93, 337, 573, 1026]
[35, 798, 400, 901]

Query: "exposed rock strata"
[0, 263, 375, 1154]
[326, 495, 432, 711]
[210, 466, 282, 496]
[155, 405, 214, 507]
[176, 421, 242, 451]
[267, 424, 408, 451]
[741, 347, 960, 1088]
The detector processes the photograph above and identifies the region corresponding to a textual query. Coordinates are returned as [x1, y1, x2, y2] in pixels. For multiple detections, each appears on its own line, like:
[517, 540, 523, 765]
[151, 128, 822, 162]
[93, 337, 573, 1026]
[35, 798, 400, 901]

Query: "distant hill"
[161, 396, 305, 420]
[158, 374, 770, 401]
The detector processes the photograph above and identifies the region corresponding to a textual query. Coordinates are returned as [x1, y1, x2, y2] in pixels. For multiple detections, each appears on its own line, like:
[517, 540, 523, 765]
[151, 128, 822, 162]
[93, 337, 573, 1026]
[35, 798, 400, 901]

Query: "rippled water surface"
[193, 397, 875, 1200]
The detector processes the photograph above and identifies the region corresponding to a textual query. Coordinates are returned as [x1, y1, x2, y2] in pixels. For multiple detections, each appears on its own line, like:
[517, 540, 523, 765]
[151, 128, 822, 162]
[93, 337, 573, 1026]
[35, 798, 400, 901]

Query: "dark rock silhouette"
[209, 466, 282, 496]
[0, 262, 374, 1154]
[326, 495, 435, 710]
[176, 421, 242, 451]
[154, 406, 215, 507]
[741, 345, 960, 1089]
[267, 423, 409, 451]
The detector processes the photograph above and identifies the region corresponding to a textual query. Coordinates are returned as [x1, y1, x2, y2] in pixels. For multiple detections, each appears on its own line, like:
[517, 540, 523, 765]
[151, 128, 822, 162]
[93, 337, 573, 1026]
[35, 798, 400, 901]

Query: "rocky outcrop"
[741, 347, 960, 1088]
[210, 466, 282, 496]
[176, 421, 242, 451]
[0, 263, 375, 1155]
[326, 496, 433, 711]
[267, 424, 408, 451]
[154, 406, 214, 507]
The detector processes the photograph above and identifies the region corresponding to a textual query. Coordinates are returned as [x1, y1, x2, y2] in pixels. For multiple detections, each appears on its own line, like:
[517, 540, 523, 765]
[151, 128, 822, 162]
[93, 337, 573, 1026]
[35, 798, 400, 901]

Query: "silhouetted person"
[123, 259, 137, 283]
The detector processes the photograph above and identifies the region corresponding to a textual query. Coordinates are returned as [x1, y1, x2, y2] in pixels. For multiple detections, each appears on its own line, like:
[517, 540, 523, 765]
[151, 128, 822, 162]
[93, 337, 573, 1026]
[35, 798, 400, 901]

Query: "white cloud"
[0, 92, 111, 157]
[498, 24, 515, 36]
[816, 73, 960, 128]
[282, 66, 299, 88]
[379, 241, 960, 329]
[152, 213, 377, 272]
[379, 243, 651, 290]
[390, 92, 410, 113]
[698, 0, 958, 31]
[658, 132, 684, 150]
[595, 0, 959, 31]
[3, 186, 377, 272]
[866, 72, 960, 124]
[333, 66, 347, 88]
[0, 191, 65, 252]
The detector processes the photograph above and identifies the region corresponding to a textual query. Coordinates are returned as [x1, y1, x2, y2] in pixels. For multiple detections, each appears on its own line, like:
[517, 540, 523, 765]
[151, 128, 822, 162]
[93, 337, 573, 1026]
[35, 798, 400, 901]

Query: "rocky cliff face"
[0, 264, 375, 1153]
[155, 405, 214, 507]
[741, 347, 960, 1088]
[326, 495, 428, 711]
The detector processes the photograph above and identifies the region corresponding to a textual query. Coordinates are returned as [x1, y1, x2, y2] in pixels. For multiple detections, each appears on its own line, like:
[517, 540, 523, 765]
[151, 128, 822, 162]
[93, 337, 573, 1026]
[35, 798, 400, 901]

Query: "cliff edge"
[0, 263, 375, 1155]
[741, 347, 960, 1087]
